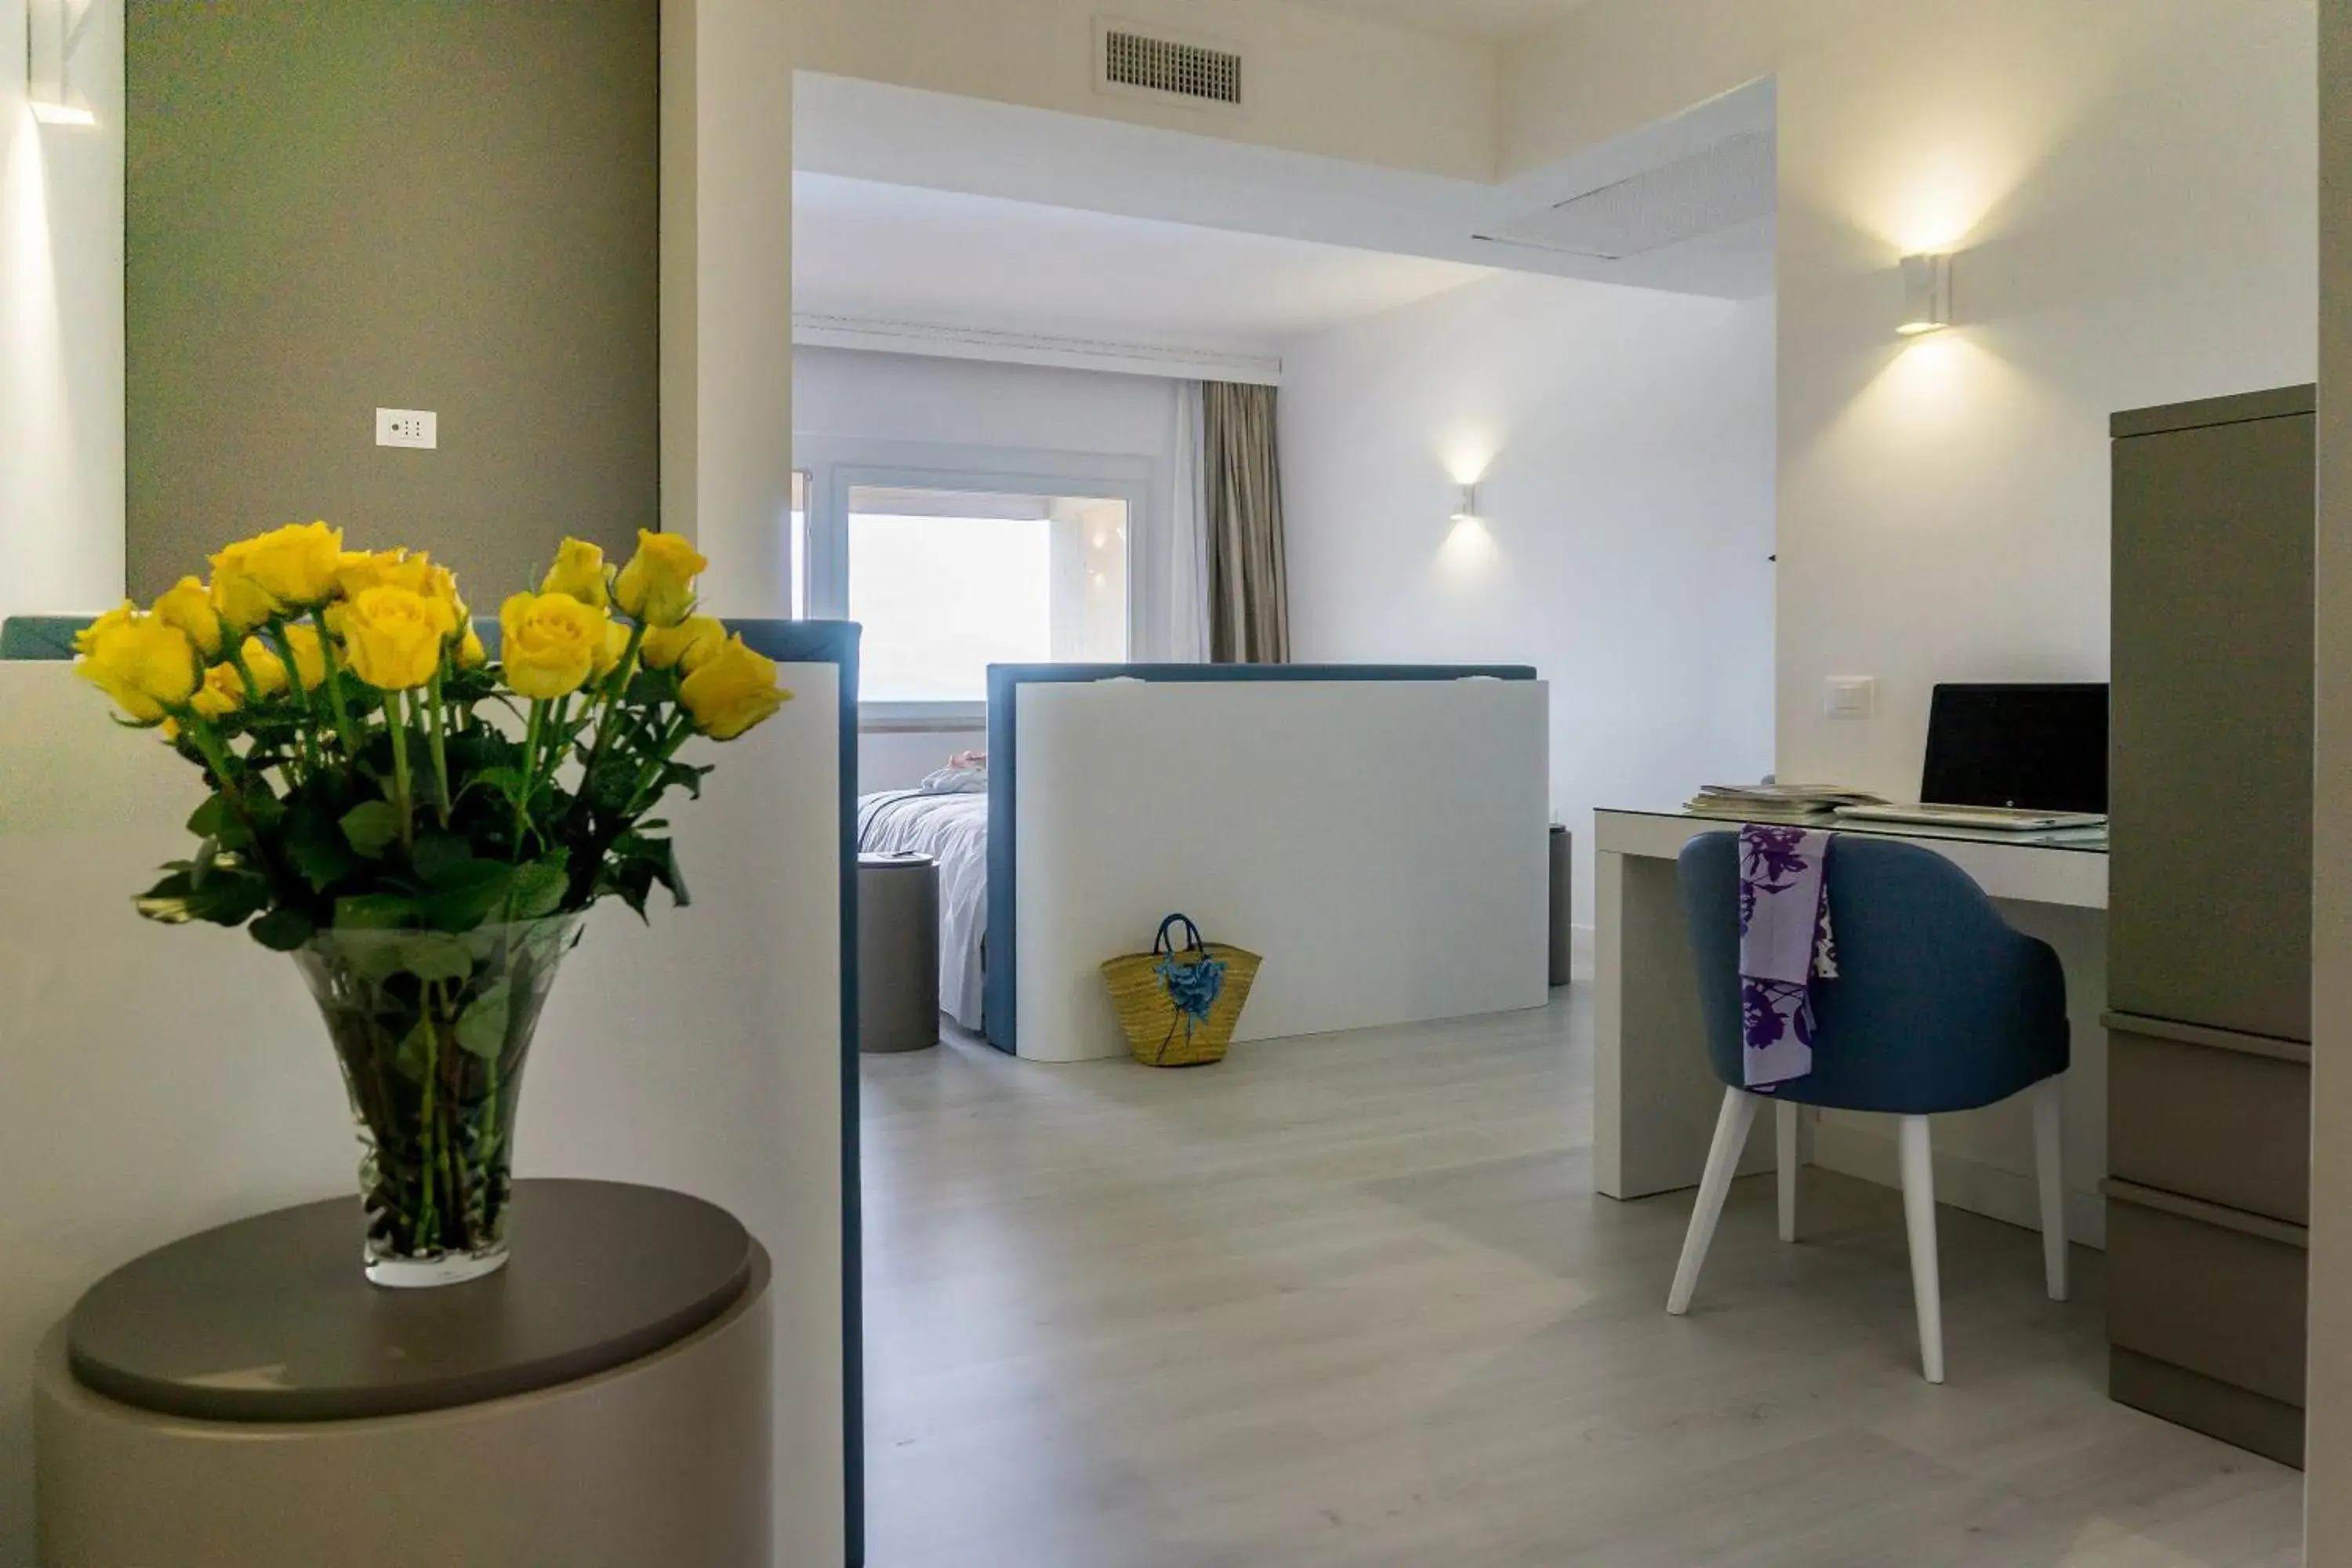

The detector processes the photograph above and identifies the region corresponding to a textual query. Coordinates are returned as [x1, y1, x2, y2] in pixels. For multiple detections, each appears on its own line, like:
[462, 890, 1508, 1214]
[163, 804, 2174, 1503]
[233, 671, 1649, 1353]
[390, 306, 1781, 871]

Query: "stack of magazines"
[1682, 782, 1887, 820]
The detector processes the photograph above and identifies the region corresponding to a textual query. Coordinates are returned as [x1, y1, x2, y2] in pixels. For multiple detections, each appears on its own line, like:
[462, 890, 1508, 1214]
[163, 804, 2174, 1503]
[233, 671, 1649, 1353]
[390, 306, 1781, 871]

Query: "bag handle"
[1152, 913, 1207, 958]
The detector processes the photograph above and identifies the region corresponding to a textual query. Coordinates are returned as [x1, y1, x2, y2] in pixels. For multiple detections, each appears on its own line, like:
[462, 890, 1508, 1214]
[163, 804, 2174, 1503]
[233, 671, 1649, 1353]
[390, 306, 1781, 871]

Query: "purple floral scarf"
[1737, 825, 1838, 1091]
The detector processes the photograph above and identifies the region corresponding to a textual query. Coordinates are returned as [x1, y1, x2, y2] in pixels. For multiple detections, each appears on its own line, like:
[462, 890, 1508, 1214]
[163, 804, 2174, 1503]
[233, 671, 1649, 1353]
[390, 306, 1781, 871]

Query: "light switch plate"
[376, 408, 437, 449]
[1824, 676, 1876, 719]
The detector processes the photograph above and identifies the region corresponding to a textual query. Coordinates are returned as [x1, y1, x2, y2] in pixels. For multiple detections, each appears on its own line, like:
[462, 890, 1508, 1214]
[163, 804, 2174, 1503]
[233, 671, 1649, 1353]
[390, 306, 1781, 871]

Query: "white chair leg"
[2031, 1075, 2069, 1302]
[1668, 1088, 1760, 1316]
[1776, 1100, 1800, 1243]
[1897, 1115, 1945, 1384]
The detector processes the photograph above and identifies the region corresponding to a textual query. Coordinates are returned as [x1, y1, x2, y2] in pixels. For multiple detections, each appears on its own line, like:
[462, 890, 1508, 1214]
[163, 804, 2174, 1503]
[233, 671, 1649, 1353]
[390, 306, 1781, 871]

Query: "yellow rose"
[423, 561, 466, 636]
[590, 618, 632, 682]
[336, 549, 410, 598]
[498, 591, 607, 701]
[542, 538, 611, 608]
[189, 662, 245, 720]
[678, 633, 791, 741]
[612, 530, 707, 628]
[209, 521, 344, 630]
[641, 614, 727, 674]
[151, 576, 223, 659]
[74, 602, 136, 656]
[336, 550, 463, 639]
[455, 624, 487, 670]
[279, 622, 329, 690]
[239, 635, 289, 697]
[338, 586, 445, 691]
[76, 612, 201, 722]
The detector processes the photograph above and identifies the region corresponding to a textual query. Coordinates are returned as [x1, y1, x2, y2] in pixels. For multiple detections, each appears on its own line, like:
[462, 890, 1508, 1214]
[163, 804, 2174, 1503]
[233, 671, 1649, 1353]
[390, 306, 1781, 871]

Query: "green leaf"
[474, 766, 531, 806]
[286, 833, 355, 893]
[421, 859, 516, 932]
[186, 793, 234, 840]
[454, 980, 512, 1060]
[645, 837, 689, 909]
[339, 800, 404, 858]
[282, 798, 358, 893]
[398, 932, 474, 984]
[248, 907, 316, 952]
[411, 836, 476, 886]
[135, 866, 270, 927]
[392, 1015, 434, 1081]
[505, 855, 572, 921]
[333, 893, 423, 930]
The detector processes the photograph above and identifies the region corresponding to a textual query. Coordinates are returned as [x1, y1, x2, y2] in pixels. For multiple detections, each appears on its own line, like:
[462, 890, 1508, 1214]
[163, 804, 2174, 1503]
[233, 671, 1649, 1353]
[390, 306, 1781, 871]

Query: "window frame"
[793, 437, 1153, 729]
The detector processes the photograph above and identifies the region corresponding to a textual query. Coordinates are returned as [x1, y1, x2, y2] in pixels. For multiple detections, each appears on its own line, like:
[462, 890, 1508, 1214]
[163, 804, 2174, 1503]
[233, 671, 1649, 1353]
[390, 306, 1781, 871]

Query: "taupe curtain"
[1203, 381, 1291, 664]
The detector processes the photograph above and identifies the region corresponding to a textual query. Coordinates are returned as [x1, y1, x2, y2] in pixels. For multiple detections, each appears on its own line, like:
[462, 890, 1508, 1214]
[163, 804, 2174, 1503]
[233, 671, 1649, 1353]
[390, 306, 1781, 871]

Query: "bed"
[857, 786, 989, 1030]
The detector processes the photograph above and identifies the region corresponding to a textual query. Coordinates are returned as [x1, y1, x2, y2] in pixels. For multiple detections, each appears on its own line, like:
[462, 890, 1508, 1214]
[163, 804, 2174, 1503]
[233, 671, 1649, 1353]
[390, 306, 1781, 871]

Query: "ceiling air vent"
[1096, 18, 1245, 112]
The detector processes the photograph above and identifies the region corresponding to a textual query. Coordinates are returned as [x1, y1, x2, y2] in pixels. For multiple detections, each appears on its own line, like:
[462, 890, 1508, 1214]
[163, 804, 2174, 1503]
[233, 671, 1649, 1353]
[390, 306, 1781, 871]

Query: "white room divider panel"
[1012, 677, 1551, 1062]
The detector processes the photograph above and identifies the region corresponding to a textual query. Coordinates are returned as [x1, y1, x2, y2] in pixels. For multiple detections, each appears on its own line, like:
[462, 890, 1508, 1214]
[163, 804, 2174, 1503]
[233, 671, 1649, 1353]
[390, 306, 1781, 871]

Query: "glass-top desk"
[1592, 807, 2110, 1233]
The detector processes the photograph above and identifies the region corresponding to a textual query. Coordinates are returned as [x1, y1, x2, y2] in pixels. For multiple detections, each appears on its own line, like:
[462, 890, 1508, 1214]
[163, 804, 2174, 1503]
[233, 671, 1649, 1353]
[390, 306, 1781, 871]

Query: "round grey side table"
[36, 1178, 772, 1568]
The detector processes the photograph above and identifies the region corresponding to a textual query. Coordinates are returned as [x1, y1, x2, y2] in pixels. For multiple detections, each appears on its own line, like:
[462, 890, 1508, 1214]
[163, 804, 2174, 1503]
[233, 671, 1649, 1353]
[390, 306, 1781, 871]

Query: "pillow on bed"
[920, 754, 988, 794]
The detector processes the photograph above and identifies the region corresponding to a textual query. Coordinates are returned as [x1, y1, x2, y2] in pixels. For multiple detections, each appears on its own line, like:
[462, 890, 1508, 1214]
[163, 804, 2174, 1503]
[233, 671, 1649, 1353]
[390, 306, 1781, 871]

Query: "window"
[845, 485, 1130, 705]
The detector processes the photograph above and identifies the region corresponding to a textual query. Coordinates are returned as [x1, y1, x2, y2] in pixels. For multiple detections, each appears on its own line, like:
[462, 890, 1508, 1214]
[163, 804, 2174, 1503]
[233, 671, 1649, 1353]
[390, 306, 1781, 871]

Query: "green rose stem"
[263, 617, 321, 779]
[308, 608, 365, 758]
[183, 713, 290, 894]
[416, 979, 441, 1250]
[424, 666, 452, 829]
[513, 699, 548, 856]
[387, 693, 416, 851]
[223, 637, 265, 703]
[621, 711, 698, 816]
[567, 621, 648, 830]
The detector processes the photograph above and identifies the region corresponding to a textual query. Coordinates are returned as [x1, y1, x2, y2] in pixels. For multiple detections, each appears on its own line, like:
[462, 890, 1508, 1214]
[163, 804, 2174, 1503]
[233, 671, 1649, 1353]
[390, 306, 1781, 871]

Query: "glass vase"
[293, 914, 584, 1287]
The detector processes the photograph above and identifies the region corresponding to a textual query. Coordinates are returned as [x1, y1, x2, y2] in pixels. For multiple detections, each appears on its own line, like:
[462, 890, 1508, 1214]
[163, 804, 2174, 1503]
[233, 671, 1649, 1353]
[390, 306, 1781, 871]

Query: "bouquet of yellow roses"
[74, 521, 791, 1284]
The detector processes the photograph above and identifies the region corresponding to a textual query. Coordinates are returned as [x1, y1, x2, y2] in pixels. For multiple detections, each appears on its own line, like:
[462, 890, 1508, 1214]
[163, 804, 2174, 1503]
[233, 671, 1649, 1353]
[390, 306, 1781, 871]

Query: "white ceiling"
[1282, 0, 1598, 43]
[796, 74, 1776, 301]
[794, 173, 1496, 354]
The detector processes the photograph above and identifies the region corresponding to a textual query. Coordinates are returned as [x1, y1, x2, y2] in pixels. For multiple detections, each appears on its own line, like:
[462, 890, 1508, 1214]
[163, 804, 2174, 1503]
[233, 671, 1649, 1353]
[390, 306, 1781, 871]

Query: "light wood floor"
[859, 995, 2303, 1567]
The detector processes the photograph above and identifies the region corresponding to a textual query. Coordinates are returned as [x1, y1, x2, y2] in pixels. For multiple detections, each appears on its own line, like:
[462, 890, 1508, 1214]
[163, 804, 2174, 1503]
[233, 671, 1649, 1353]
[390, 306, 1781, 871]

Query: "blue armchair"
[1668, 831, 2072, 1383]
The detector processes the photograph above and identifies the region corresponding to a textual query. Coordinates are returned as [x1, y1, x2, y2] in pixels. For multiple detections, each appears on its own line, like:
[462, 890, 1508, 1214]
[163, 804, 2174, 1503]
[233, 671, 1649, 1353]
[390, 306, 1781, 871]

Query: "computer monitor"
[1921, 683, 2109, 813]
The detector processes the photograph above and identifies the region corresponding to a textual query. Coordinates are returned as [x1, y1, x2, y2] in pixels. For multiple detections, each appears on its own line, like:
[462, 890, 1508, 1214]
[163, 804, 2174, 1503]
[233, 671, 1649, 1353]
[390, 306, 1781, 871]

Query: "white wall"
[793, 346, 1185, 790]
[1280, 270, 1778, 938]
[2, 0, 125, 623]
[1503, 0, 2316, 797]
[793, 0, 1497, 183]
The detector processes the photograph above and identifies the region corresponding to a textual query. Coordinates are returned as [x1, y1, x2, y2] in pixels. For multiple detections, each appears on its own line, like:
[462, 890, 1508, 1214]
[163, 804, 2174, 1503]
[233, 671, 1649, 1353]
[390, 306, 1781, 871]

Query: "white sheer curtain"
[1160, 379, 1211, 663]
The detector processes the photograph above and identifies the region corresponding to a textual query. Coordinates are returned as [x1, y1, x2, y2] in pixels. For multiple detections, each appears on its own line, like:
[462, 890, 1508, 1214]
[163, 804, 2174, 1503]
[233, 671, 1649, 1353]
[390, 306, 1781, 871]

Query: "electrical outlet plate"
[376, 408, 437, 449]
[1823, 676, 1877, 719]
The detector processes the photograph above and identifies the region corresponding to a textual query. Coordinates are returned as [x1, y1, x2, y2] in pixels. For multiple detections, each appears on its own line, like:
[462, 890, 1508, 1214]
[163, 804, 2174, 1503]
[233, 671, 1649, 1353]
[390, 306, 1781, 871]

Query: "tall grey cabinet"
[2105, 386, 2314, 1467]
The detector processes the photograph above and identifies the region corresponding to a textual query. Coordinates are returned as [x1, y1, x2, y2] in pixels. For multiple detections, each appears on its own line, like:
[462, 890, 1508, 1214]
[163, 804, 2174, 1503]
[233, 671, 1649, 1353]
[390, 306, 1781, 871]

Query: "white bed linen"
[858, 790, 989, 1029]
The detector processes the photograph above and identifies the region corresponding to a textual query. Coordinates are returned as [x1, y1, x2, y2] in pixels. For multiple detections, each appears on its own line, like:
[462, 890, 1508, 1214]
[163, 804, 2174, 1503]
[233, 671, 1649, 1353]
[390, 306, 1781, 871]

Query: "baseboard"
[1809, 1116, 2107, 1250]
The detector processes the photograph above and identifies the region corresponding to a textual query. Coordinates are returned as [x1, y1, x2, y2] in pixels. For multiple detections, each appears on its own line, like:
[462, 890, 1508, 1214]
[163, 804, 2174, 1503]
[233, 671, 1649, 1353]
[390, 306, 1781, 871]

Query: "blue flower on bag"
[1156, 952, 1228, 1026]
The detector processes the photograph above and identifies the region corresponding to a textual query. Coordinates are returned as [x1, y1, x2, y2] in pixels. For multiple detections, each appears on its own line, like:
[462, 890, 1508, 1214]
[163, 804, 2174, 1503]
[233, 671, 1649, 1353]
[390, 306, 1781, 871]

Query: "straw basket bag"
[1099, 913, 1261, 1068]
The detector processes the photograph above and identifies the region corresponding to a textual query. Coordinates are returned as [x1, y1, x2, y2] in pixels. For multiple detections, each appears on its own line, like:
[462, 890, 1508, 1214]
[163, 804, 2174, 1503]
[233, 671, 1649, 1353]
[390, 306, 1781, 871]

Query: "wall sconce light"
[27, 0, 100, 126]
[1897, 252, 1953, 336]
[1451, 483, 1481, 524]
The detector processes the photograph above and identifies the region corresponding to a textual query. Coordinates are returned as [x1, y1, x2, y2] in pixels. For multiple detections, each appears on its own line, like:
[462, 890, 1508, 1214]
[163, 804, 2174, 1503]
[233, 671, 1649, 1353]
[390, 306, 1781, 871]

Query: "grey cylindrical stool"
[37, 1180, 772, 1568]
[1549, 824, 1575, 988]
[859, 851, 940, 1052]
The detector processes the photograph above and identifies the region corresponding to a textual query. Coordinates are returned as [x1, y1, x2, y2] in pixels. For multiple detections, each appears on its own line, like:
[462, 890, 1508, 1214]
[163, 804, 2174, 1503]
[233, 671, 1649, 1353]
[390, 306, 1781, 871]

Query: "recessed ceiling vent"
[1097, 17, 1245, 112]
[1477, 130, 1774, 260]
